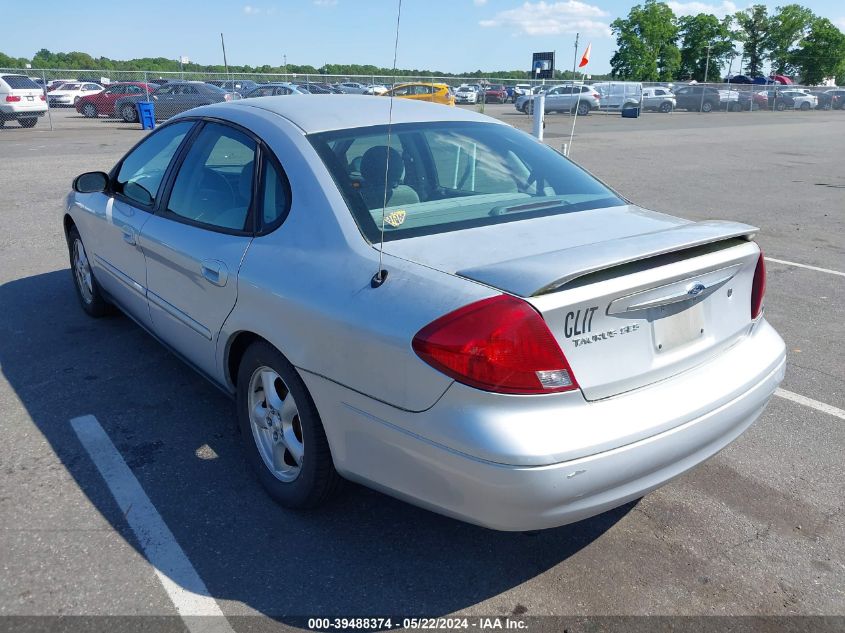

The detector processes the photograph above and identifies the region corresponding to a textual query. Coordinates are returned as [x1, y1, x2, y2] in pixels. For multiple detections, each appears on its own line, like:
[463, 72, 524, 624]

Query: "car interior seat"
[359, 146, 420, 210]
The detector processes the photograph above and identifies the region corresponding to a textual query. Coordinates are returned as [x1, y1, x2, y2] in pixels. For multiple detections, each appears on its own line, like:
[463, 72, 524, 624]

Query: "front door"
[80, 120, 195, 328]
[140, 121, 257, 376]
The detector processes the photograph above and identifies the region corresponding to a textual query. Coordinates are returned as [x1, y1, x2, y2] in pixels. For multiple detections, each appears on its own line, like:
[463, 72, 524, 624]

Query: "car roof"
[231, 94, 501, 133]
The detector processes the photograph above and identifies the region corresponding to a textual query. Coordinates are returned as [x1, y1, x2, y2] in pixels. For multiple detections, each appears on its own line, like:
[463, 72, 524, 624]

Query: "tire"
[576, 102, 590, 116]
[775, 102, 786, 111]
[82, 103, 98, 118]
[800, 102, 810, 111]
[236, 341, 341, 509]
[73, 96, 80, 106]
[67, 226, 112, 317]
[729, 102, 740, 112]
[701, 101, 713, 113]
[526, 102, 534, 115]
[19, 118, 37, 128]
[659, 101, 672, 113]
[121, 103, 138, 123]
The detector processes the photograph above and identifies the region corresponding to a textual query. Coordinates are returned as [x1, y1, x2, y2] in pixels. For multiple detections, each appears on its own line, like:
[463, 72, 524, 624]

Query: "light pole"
[283, 54, 287, 77]
[699, 43, 712, 113]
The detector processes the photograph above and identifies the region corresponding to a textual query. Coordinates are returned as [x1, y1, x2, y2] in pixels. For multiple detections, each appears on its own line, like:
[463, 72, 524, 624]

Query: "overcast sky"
[4, 0, 845, 75]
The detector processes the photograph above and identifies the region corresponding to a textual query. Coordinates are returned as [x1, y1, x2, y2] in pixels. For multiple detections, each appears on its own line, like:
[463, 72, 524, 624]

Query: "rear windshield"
[309, 121, 624, 242]
[2, 75, 40, 90]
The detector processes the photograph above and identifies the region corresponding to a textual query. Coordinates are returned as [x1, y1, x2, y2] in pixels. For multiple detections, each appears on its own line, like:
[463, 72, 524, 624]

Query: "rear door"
[139, 120, 258, 376]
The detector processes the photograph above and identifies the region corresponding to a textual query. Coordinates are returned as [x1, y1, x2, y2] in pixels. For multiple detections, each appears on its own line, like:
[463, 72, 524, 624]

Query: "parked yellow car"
[382, 82, 455, 106]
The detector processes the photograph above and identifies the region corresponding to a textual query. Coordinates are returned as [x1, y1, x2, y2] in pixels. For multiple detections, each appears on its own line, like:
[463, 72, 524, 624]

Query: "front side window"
[166, 123, 257, 231]
[115, 121, 194, 207]
[310, 121, 624, 242]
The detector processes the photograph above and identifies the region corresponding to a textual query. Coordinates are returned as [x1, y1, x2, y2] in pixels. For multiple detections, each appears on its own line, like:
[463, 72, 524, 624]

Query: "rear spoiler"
[457, 220, 758, 297]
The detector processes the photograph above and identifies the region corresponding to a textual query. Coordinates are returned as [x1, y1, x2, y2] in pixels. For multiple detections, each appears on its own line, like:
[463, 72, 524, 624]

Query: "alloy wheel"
[248, 367, 304, 482]
[73, 239, 94, 304]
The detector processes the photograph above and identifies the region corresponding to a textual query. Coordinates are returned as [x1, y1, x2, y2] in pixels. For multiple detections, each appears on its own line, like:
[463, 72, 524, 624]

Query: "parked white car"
[0, 73, 48, 128]
[455, 85, 479, 104]
[782, 90, 818, 110]
[47, 82, 103, 107]
[511, 84, 532, 102]
[364, 84, 388, 95]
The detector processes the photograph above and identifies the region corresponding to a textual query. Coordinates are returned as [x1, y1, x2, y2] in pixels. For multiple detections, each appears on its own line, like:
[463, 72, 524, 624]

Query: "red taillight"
[412, 295, 579, 395]
[751, 251, 766, 319]
[6, 95, 21, 102]
[40, 95, 46, 101]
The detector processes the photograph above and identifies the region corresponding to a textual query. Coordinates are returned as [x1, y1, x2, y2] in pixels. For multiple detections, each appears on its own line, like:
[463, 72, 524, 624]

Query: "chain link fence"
[2, 67, 843, 131]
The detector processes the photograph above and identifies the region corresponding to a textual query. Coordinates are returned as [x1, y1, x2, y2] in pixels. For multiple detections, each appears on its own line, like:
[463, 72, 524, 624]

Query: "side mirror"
[73, 171, 109, 194]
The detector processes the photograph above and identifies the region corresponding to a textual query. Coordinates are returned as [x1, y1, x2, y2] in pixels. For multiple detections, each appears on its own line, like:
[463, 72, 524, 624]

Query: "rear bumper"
[303, 320, 785, 531]
[0, 104, 47, 117]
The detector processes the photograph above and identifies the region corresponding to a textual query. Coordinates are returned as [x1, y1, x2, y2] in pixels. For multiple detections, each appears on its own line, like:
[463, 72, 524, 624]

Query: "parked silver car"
[641, 86, 676, 113]
[516, 84, 600, 116]
[335, 82, 369, 94]
[65, 96, 785, 531]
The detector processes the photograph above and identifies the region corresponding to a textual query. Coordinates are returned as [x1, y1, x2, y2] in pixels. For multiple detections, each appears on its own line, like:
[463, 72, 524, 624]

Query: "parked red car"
[75, 82, 156, 118]
[484, 84, 508, 104]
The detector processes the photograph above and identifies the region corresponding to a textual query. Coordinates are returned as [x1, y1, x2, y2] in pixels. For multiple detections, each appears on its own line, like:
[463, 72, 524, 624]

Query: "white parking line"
[775, 389, 845, 420]
[70, 415, 235, 633]
[765, 257, 845, 278]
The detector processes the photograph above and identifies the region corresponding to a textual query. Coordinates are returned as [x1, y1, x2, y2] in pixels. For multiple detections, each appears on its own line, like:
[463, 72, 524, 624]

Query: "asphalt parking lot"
[0, 105, 843, 630]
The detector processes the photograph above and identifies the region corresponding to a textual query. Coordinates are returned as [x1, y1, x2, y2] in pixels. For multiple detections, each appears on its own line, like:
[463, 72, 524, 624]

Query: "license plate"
[26, 96, 34, 101]
[652, 301, 704, 352]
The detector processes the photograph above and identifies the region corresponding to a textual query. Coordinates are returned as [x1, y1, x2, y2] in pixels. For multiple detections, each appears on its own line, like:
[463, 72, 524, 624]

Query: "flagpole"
[572, 32, 579, 82]
[568, 34, 582, 157]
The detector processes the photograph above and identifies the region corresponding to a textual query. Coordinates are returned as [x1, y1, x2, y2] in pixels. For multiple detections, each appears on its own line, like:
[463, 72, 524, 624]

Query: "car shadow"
[0, 269, 635, 621]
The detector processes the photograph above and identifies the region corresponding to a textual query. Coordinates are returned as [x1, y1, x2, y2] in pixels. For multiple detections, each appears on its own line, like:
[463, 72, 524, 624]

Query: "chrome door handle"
[200, 260, 228, 287]
[121, 227, 136, 245]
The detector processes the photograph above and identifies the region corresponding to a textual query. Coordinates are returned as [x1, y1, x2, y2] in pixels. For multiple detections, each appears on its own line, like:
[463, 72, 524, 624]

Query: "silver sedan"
[64, 96, 785, 531]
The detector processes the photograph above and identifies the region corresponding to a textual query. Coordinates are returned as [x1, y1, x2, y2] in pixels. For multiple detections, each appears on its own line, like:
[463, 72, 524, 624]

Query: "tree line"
[0, 50, 610, 82]
[2, 4, 842, 85]
[610, 1, 845, 84]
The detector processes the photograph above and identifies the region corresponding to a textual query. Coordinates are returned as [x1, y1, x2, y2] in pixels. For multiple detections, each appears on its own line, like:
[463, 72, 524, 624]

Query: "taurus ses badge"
[687, 282, 706, 297]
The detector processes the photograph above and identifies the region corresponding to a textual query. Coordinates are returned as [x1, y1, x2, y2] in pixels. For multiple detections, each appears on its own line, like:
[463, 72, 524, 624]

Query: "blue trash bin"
[136, 101, 156, 130]
[621, 106, 640, 118]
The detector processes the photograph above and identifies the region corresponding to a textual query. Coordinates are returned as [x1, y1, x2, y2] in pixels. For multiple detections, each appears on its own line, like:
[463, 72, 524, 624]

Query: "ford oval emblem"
[688, 283, 706, 297]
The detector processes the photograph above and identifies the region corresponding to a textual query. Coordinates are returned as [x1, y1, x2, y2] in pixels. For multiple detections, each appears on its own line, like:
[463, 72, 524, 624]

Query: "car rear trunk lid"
[385, 209, 760, 401]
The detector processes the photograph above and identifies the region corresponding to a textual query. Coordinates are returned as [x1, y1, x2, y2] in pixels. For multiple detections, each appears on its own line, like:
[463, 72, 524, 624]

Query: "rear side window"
[2, 75, 40, 90]
[115, 121, 194, 207]
[166, 123, 257, 232]
[259, 158, 291, 228]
